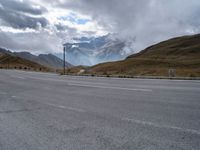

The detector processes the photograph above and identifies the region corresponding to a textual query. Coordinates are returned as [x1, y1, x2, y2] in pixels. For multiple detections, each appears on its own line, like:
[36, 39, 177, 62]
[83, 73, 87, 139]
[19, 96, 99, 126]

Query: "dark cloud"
[0, 0, 48, 29]
[55, 23, 78, 42]
[82, 31, 97, 36]
[0, 0, 47, 15]
[55, 23, 77, 33]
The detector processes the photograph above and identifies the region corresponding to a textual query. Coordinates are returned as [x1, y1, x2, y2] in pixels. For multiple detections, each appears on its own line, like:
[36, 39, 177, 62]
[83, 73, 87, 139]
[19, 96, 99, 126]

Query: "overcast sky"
[0, 0, 200, 54]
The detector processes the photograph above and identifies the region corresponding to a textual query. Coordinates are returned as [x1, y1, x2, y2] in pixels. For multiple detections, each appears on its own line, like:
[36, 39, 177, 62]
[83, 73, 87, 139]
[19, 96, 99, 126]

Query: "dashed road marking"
[46, 103, 85, 113]
[122, 118, 200, 136]
[68, 83, 153, 92]
[10, 75, 26, 79]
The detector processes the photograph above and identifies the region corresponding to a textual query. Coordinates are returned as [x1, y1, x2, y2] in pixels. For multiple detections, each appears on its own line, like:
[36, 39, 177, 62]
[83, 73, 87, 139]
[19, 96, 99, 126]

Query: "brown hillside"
[87, 34, 200, 77]
[0, 53, 52, 72]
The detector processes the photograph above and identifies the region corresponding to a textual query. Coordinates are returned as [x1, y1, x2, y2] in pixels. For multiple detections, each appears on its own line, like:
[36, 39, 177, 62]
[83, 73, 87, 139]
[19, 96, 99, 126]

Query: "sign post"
[63, 46, 66, 75]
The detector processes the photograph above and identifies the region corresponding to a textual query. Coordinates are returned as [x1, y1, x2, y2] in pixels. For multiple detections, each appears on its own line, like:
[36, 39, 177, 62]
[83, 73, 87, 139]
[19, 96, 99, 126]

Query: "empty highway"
[0, 70, 200, 150]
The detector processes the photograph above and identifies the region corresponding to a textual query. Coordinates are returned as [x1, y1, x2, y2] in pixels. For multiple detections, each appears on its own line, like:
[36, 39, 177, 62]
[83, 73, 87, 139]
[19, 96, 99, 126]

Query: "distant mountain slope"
[38, 54, 72, 69]
[0, 48, 51, 72]
[14, 52, 72, 69]
[85, 34, 200, 77]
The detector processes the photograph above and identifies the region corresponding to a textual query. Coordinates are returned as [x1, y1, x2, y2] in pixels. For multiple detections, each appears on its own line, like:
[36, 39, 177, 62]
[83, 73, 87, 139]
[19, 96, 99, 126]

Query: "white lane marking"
[17, 77, 26, 79]
[68, 83, 153, 92]
[46, 103, 85, 112]
[11, 96, 17, 98]
[29, 76, 111, 86]
[65, 107, 85, 112]
[10, 75, 26, 79]
[0, 92, 6, 95]
[122, 118, 200, 136]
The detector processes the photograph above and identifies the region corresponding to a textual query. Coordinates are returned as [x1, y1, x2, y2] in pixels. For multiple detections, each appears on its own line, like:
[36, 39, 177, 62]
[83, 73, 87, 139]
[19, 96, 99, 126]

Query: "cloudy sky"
[0, 0, 200, 54]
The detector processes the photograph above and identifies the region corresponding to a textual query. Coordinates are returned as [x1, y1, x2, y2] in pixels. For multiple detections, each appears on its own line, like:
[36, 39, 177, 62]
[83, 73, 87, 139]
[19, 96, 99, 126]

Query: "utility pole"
[63, 46, 66, 75]
[7, 57, 10, 69]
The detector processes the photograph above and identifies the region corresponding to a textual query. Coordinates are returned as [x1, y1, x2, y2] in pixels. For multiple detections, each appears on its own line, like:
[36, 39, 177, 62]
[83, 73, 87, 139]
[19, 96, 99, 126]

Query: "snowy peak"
[63, 35, 131, 66]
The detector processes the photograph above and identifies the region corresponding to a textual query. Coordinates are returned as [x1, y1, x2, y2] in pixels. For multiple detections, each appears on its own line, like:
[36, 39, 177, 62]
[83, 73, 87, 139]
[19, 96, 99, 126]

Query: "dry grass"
[0, 53, 53, 72]
[84, 34, 200, 77]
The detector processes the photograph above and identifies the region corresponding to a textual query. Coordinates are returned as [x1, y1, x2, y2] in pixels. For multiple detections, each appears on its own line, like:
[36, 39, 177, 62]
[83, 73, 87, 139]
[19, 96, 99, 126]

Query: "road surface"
[0, 70, 200, 150]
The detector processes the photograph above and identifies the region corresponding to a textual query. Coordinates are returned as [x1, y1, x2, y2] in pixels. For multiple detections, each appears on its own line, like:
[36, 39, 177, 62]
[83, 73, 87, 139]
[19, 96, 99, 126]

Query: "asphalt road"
[0, 70, 200, 150]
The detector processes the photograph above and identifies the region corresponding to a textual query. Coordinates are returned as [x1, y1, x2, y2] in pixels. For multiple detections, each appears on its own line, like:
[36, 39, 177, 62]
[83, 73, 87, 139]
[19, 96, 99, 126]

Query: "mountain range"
[0, 48, 51, 72]
[0, 48, 72, 70]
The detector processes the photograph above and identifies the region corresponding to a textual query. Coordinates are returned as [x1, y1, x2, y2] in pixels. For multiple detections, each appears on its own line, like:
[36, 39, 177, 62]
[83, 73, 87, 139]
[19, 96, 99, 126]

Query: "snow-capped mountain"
[62, 35, 131, 66]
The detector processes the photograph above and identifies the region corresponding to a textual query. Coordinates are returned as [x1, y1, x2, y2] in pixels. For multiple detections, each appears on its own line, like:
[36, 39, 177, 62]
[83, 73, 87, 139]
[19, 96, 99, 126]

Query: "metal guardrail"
[61, 73, 200, 80]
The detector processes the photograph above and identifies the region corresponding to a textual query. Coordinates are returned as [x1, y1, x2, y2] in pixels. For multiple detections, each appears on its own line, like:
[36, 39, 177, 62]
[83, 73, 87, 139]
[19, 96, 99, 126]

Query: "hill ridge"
[75, 34, 200, 77]
[0, 48, 72, 69]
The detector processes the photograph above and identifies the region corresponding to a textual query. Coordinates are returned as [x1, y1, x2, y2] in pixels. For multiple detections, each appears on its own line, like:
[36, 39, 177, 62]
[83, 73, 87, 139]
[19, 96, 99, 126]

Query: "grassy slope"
[88, 34, 200, 77]
[0, 53, 52, 72]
